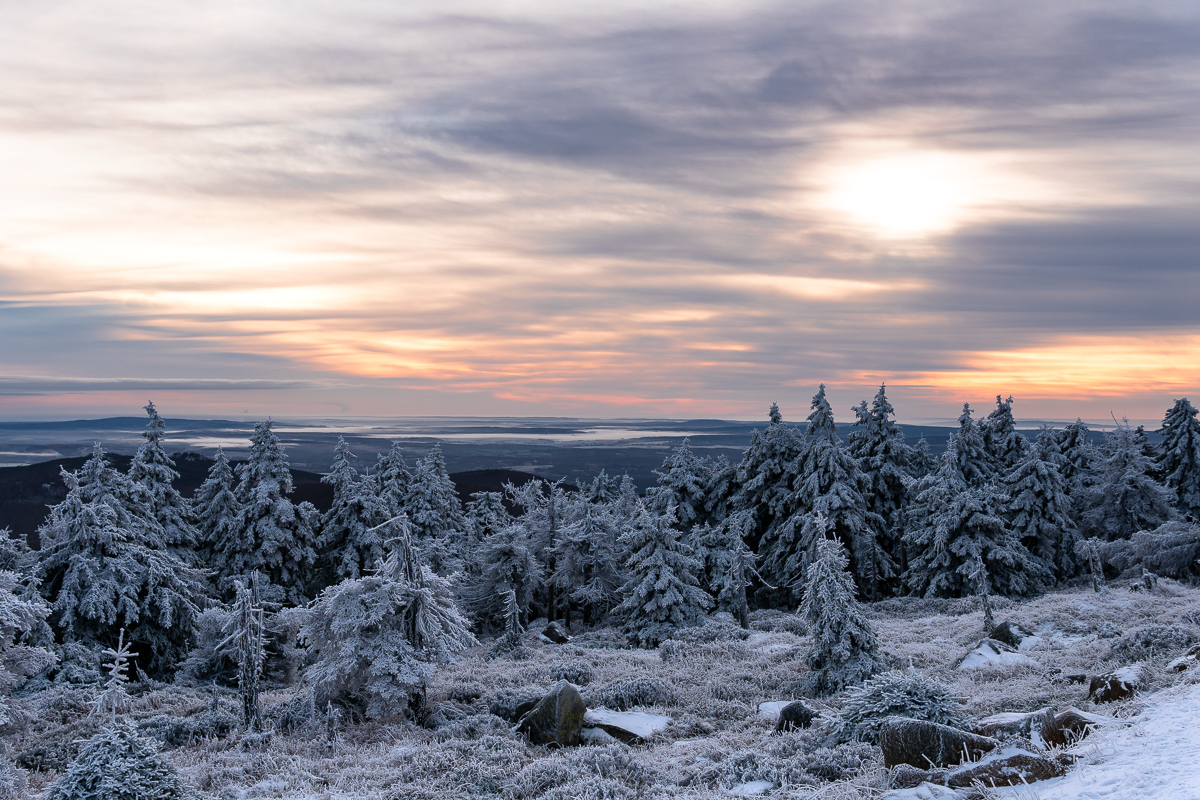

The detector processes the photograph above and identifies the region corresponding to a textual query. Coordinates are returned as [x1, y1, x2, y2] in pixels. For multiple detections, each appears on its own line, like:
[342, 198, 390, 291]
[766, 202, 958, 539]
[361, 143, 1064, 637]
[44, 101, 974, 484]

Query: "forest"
[2, 387, 1199, 799]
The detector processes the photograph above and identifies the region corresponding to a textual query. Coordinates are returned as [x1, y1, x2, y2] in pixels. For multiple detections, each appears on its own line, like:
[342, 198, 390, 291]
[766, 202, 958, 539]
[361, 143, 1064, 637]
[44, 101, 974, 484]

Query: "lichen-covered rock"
[1089, 665, 1145, 703]
[1054, 706, 1116, 742]
[974, 707, 1063, 748]
[542, 621, 571, 644]
[879, 717, 999, 769]
[944, 741, 1066, 787]
[516, 681, 586, 747]
[774, 701, 818, 733]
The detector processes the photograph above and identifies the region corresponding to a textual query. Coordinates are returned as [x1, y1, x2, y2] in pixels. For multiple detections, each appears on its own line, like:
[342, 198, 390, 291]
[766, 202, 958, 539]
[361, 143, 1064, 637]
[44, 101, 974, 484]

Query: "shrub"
[546, 660, 594, 686]
[585, 677, 676, 710]
[1112, 624, 1197, 660]
[45, 718, 187, 800]
[834, 670, 970, 744]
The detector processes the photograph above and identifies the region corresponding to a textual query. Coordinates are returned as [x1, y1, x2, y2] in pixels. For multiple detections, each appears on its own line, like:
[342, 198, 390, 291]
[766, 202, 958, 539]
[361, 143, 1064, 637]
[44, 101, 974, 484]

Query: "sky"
[1, 0, 1198, 424]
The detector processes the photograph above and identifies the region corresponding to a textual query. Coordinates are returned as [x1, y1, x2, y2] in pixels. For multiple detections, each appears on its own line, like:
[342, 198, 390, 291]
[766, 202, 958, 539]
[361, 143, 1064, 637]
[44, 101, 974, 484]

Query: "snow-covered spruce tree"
[221, 420, 316, 603]
[1083, 422, 1175, 541]
[405, 444, 468, 574]
[903, 441, 1050, 598]
[465, 491, 511, 553]
[192, 447, 241, 570]
[468, 521, 541, 630]
[613, 504, 712, 647]
[0, 570, 54, 714]
[45, 716, 187, 800]
[764, 385, 889, 601]
[1157, 398, 1200, 519]
[847, 384, 912, 572]
[908, 436, 937, 480]
[506, 478, 571, 621]
[834, 670, 970, 744]
[948, 403, 995, 487]
[648, 439, 715, 531]
[222, 576, 265, 730]
[725, 404, 808, 560]
[128, 401, 198, 557]
[580, 469, 619, 504]
[317, 437, 390, 583]
[303, 516, 476, 719]
[373, 441, 411, 517]
[1001, 426, 1079, 581]
[981, 395, 1029, 472]
[1099, 520, 1200, 582]
[714, 525, 755, 629]
[612, 473, 641, 526]
[37, 444, 207, 675]
[553, 502, 623, 624]
[93, 629, 135, 719]
[800, 526, 881, 695]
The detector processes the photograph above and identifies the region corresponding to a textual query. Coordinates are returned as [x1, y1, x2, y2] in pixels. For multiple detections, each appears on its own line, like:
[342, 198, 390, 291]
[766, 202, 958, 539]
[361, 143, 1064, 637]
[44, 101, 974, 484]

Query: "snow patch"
[757, 700, 791, 719]
[728, 779, 775, 795]
[580, 726, 620, 745]
[958, 639, 1038, 670]
[583, 708, 671, 739]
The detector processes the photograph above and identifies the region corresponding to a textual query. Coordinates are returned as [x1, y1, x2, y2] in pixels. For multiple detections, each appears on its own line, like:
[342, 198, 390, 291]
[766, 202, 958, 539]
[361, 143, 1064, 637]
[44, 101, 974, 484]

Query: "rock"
[756, 700, 791, 720]
[974, 707, 1063, 748]
[581, 708, 671, 744]
[889, 764, 946, 790]
[956, 638, 1038, 670]
[1064, 673, 1088, 684]
[1089, 665, 1145, 703]
[945, 741, 1066, 787]
[879, 717, 999, 769]
[1054, 707, 1116, 742]
[580, 726, 621, 745]
[488, 688, 545, 723]
[990, 621, 1035, 649]
[1167, 643, 1200, 672]
[542, 621, 571, 644]
[516, 681, 586, 747]
[774, 700, 817, 733]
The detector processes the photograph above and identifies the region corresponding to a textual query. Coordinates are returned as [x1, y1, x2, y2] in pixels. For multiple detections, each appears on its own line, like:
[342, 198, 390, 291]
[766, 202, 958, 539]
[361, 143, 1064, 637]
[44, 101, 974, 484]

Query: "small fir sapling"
[834, 670, 970, 744]
[93, 629, 135, 719]
[192, 447, 241, 569]
[127, 401, 198, 556]
[221, 576, 265, 730]
[800, 524, 881, 695]
[1075, 537, 1106, 592]
[613, 504, 712, 647]
[45, 716, 187, 800]
[1157, 397, 1200, 518]
[224, 419, 317, 603]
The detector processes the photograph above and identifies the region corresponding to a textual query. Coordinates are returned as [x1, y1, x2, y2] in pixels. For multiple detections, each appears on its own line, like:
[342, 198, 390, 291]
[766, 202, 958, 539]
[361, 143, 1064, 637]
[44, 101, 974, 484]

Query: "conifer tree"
[580, 470, 619, 504]
[715, 526, 754, 629]
[222, 576, 265, 730]
[613, 504, 712, 647]
[469, 522, 541, 629]
[848, 384, 912, 546]
[948, 404, 994, 487]
[192, 447, 241, 570]
[1084, 422, 1175, 540]
[0, 569, 54, 696]
[46, 717, 187, 800]
[405, 444, 468, 574]
[317, 437, 390, 582]
[612, 473, 641, 525]
[553, 502, 623, 624]
[1001, 426, 1079, 581]
[37, 445, 207, 675]
[222, 420, 316, 603]
[909, 436, 937, 479]
[373, 442, 411, 517]
[303, 516, 476, 719]
[506, 478, 571, 620]
[1056, 418, 1096, 492]
[800, 528, 880, 694]
[93, 630, 135, 720]
[1157, 397, 1200, 519]
[465, 491, 511, 551]
[981, 395, 1029, 471]
[648, 439, 714, 531]
[903, 442, 1049, 598]
[128, 401, 197, 557]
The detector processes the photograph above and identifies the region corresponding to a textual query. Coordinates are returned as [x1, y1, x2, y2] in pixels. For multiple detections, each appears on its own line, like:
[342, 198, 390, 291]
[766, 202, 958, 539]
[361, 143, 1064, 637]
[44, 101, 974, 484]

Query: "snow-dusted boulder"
[756, 700, 791, 720]
[974, 707, 1063, 748]
[774, 700, 817, 733]
[988, 620, 1035, 650]
[1054, 706, 1116, 742]
[1089, 664, 1145, 703]
[582, 708, 670, 744]
[879, 717, 999, 768]
[541, 621, 571, 644]
[943, 740, 1066, 787]
[1167, 643, 1200, 672]
[956, 638, 1037, 670]
[516, 681, 585, 747]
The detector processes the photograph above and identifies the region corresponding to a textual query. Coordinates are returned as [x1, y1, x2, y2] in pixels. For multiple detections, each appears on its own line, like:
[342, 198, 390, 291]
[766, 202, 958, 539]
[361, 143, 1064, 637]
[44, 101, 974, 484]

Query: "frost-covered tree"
[553, 502, 623, 624]
[128, 401, 197, 557]
[222, 576, 265, 730]
[303, 516, 476, 719]
[506, 478, 571, 620]
[465, 491, 511, 552]
[405, 444, 468, 574]
[848, 384, 912, 564]
[612, 473, 641, 525]
[948, 403, 994, 487]
[1001, 427, 1079, 581]
[0, 570, 54, 701]
[93, 629, 135, 719]
[37, 444, 207, 675]
[613, 504, 712, 647]
[834, 670, 970, 744]
[903, 442, 1049, 598]
[1083, 422, 1175, 540]
[223, 420, 316, 603]
[909, 436, 937, 479]
[648, 439, 715, 531]
[1157, 398, 1200, 519]
[981, 395, 1029, 472]
[373, 442, 411, 517]
[580, 470, 619, 504]
[45, 716, 187, 800]
[1057, 418, 1097, 497]
[468, 522, 541, 629]
[1099, 521, 1200, 582]
[800, 528, 880, 695]
[714, 526, 755, 629]
[317, 437, 390, 583]
[192, 448, 241, 570]
[765, 385, 889, 600]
